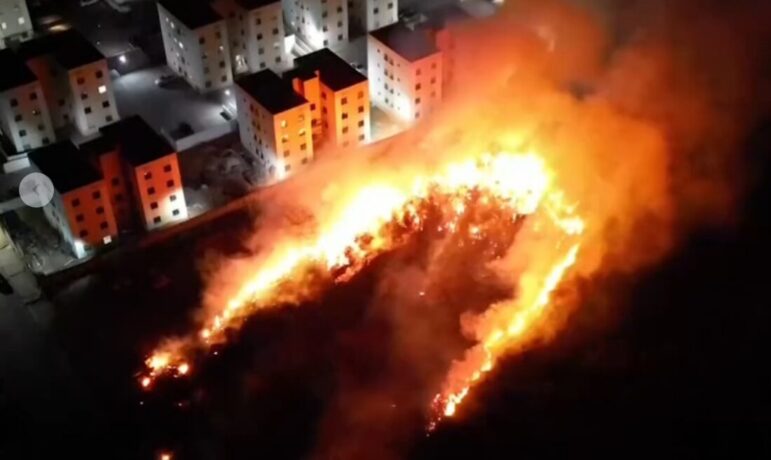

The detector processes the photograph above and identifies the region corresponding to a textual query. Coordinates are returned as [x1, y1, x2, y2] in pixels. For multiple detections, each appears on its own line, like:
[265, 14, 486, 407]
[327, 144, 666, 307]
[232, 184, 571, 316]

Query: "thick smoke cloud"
[190, 0, 771, 458]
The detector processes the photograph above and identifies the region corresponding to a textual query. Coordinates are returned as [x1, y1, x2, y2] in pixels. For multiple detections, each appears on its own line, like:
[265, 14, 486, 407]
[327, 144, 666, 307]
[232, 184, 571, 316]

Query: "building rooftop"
[159, 0, 223, 30]
[0, 49, 37, 92]
[422, 4, 473, 30]
[100, 116, 175, 166]
[78, 135, 118, 160]
[370, 22, 440, 62]
[292, 48, 367, 92]
[29, 142, 102, 194]
[235, 0, 280, 10]
[238, 69, 308, 114]
[17, 30, 104, 70]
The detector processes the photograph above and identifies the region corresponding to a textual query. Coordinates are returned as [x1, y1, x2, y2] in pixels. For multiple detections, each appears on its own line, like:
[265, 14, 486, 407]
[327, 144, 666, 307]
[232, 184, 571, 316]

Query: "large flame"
[141, 148, 584, 426]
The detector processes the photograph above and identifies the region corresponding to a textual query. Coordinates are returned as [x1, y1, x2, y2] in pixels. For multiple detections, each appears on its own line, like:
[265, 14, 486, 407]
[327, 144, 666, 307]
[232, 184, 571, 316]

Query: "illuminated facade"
[17, 30, 119, 137]
[368, 23, 443, 123]
[236, 69, 313, 183]
[30, 142, 118, 259]
[0, 0, 32, 48]
[0, 49, 55, 153]
[158, 0, 233, 92]
[283, 0, 348, 50]
[286, 48, 370, 148]
[348, 0, 397, 32]
[212, 0, 287, 75]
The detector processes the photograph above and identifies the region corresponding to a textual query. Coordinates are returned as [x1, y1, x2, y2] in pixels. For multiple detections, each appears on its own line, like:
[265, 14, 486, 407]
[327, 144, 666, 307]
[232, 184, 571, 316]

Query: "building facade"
[158, 0, 233, 92]
[0, 49, 55, 153]
[283, 0, 348, 50]
[212, 0, 287, 75]
[368, 23, 443, 123]
[237, 69, 312, 183]
[348, 0, 397, 33]
[30, 142, 118, 259]
[0, 0, 32, 48]
[287, 48, 369, 148]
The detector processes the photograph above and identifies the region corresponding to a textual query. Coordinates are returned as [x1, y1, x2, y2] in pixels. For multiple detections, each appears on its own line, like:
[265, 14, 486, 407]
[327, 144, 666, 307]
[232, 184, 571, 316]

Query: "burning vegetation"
[138, 0, 771, 455]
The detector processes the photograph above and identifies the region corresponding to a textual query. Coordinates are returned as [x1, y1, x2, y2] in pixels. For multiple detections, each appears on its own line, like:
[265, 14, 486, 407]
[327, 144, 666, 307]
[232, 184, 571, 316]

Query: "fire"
[140, 149, 584, 426]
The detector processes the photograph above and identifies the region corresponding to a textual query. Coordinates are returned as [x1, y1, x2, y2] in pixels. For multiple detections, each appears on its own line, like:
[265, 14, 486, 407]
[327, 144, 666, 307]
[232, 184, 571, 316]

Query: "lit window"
[98, 85, 107, 94]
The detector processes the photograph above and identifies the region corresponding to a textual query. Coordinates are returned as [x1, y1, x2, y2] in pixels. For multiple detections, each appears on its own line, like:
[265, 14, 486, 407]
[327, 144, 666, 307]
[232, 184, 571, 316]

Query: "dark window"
[85, 107, 92, 114]
[100, 222, 109, 230]
[173, 209, 180, 216]
[219, 61, 226, 68]
[170, 194, 177, 202]
[342, 127, 349, 134]
[10, 98, 18, 107]
[115, 193, 123, 202]
[80, 230, 89, 238]
[102, 101, 110, 108]
[272, 28, 278, 35]
[96, 70, 103, 79]
[150, 202, 158, 210]
[18, 129, 26, 137]
[148, 187, 156, 195]
[77, 77, 85, 85]
[144, 172, 153, 180]
[81, 93, 88, 101]
[37, 124, 44, 131]
[300, 143, 307, 151]
[164, 164, 172, 173]
[106, 115, 113, 123]
[14, 114, 21, 122]
[42, 137, 50, 145]
[342, 112, 348, 120]
[358, 120, 364, 127]
[358, 134, 365, 141]
[153, 216, 162, 224]
[96, 206, 104, 215]
[30, 92, 38, 101]
[310, 103, 316, 110]
[257, 33, 263, 40]
[76, 214, 85, 222]
[166, 180, 174, 187]
[199, 37, 205, 44]
[358, 106, 364, 113]
[72, 199, 81, 207]
[358, 91, 364, 99]
[93, 191, 101, 199]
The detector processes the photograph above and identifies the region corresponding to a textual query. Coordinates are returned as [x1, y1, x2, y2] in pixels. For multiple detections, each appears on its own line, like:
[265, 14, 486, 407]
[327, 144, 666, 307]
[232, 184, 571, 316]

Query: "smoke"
[182, 0, 771, 457]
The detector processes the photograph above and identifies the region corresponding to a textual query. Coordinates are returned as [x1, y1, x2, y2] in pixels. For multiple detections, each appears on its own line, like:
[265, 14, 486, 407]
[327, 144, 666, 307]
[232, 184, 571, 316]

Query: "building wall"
[0, 81, 55, 152]
[349, 0, 397, 32]
[290, 74, 323, 144]
[159, 4, 232, 92]
[367, 36, 442, 122]
[57, 181, 118, 258]
[0, 0, 32, 43]
[24, 56, 71, 130]
[129, 153, 187, 231]
[284, 0, 348, 50]
[243, 2, 287, 73]
[320, 80, 369, 147]
[68, 61, 119, 136]
[98, 149, 133, 229]
[237, 89, 312, 183]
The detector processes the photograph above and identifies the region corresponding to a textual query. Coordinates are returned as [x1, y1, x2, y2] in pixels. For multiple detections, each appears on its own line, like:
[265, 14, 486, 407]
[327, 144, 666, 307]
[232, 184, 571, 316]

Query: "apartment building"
[0, 0, 32, 48]
[287, 48, 369, 148]
[348, 0, 397, 33]
[368, 22, 442, 123]
[29, 141, 118, 259]
[236, 69, 312, 183]
[79, 135, 133, 230]
[283, 0, 348, 50]
[212, 0, 287, 75]
[158, 0, 233, 92]
[17, 30, 119, 137]
[100, 116, 188, 231]
[0, 49, 55, 153]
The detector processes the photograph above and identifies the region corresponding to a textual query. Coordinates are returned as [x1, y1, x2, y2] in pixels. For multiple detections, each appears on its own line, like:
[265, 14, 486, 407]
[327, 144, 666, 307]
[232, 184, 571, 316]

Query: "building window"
[164, 164, 172, 173]
[151, 202, 158, 210]
[77, 77, 85, 85]
[285, 164, 291, 172]
[154, 216, 162, 224]
[96, 70, 103, 79]
[96, 206, 104, 215]
[102, 101, 110, 108]
[300, 143, 307, 151]
[76, 214, 85, 222]
[342, 112, 348, 120]
[144, 172, 153, 180]
[173, 209, 180, 216]
[170, 194, 177, 202]
[358, 120, 364, 127]
[100, 222, 109, 230]
[10, 98, 18, 107]
[166, 180, 174, 187]
[199, 37, 205, 44]
[358, 91, 364, 99]
[19, 129, 27, 138]
[358, 106, 364, 113]
[93, 191, 101, 199]
[85, 107, 92, 114]
[43, 137, 50, 145]
[80, 230, 89, 238]
[359, 134, 365, 141]
[112, 177, 120, 186]
[106, 116, 113, 123]
[148, 187, 156, 195]
[342, 127, 349, 134]
[29, 92, 37, 101]
[72, 199, 81, 207]
[14, 114, 22, 122]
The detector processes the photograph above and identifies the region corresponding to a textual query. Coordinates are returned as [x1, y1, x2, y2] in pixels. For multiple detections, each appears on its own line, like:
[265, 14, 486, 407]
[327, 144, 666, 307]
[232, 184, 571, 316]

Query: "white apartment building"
[17, 30, 119, 137]
[236, 69, 312, 183]
[283, 0, 348, 50]
[0, 0, 32, 48]
[0, 49, 55, 153]
[212, 0, 287, 75]
[368, 22, 443, 123]
[158, 0, 233, 92]
[348, 0, 397, 33]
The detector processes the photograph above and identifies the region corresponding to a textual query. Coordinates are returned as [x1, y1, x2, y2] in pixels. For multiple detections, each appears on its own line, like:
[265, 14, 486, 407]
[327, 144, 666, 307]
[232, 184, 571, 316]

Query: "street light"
[119, 54, 128, 64]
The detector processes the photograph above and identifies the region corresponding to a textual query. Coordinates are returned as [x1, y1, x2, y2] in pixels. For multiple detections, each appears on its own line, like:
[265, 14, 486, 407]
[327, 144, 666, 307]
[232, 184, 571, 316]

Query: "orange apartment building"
[285, 48, 370, 148]
[236, 69, 313, 183]
[30, 142, 118, 259]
